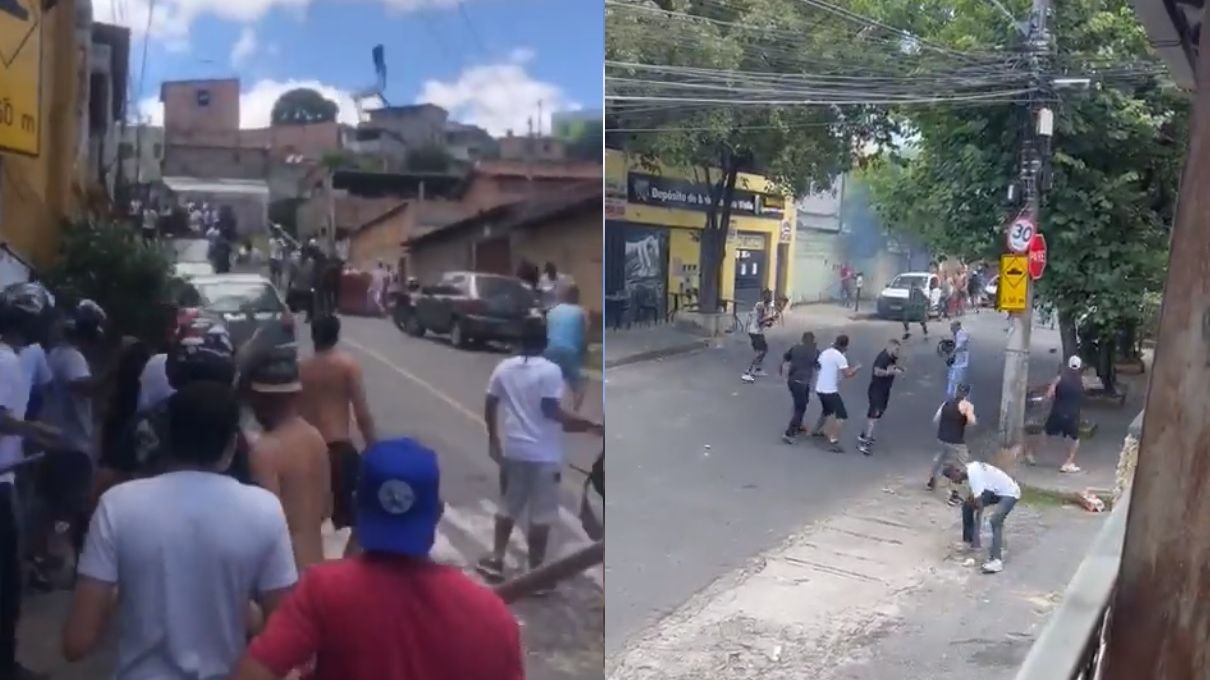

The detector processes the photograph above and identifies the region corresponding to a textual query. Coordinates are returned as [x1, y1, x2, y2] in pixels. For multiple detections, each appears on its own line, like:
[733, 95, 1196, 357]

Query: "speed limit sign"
[1007, 216, 1035, 254]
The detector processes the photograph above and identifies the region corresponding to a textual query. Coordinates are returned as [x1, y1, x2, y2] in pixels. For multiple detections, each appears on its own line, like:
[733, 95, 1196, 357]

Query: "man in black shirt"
[928, 383, 976, 505]
[780, 332, 820, 444]
[857, 339, 903, 455]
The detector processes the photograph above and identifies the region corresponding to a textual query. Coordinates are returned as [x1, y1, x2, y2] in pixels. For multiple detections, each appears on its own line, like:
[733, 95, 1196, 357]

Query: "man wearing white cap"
[1035, 355, 1086, 473]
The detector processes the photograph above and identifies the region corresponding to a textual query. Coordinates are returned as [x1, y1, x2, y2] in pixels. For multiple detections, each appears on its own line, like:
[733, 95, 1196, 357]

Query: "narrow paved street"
[605, 307, 1125, 665]
[20, 313, 604, 680]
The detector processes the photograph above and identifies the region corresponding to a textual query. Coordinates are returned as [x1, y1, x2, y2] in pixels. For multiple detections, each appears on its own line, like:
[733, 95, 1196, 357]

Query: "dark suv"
[395, 271, 540, 348]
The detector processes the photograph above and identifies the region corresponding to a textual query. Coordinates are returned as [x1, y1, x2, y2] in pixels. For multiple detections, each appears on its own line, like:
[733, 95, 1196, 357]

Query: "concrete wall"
[163, 145, 270, 180]
[368, 105, 449, 148]
[513, 209, 603, 317]
[0, 0, 84, 267]
[119, 125, 164, 183]
[498, 135, 567, 162]
[409, 237, 469, 286]
[163, 79, 240, 142]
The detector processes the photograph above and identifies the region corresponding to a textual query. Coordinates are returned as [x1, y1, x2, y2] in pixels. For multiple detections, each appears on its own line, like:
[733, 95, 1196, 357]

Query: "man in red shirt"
[227, 438, 524, 680]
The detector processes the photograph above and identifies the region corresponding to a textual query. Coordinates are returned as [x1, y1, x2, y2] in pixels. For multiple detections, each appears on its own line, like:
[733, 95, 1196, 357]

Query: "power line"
[457, 2, 489, 57]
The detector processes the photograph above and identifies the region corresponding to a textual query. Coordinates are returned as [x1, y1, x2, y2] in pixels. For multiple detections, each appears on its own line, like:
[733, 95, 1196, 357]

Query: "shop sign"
[629, 173, 759, 216]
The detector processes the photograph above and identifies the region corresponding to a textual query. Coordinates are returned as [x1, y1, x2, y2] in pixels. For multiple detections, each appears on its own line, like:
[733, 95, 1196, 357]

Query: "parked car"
[176, 273, 294, 350]
[396, 271, 541, 348]
[876, 272, 942, 319]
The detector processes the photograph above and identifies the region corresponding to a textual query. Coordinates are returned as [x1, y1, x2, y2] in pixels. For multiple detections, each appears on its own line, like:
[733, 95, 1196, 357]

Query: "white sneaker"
[982, 559, 1004, 574]
[1060, 463, 1081, 473]
[741, 373, 756, 383]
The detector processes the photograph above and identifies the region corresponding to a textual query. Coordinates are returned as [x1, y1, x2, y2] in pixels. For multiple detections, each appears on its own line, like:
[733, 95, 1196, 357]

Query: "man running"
[945, 321, 971, 398]
[928, 382, 976, 505]
[780, 332, 820, 445]
[544, 285, 590, 412]
[476, 317, 601, 587]
[299, 315, 376, 555]
[857, 339, 903, 455]
[741, 289, 775, 383]
[943, 460, 1020, 574]
[902, 281, 930, 340]
[228, 438, 524, 680]
[811, 334, 861, 453]
[246, 339, 332, 572]
[1034, 355, 1086, 473]
[63, 382, 298, 675]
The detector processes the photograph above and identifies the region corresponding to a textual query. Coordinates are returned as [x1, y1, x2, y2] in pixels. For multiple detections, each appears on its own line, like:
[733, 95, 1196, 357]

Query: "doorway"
[733, 247, 767, 309]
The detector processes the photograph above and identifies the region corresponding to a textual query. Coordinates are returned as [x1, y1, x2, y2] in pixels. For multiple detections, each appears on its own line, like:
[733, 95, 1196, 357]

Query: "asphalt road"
[20, 313, 604, 680]
[604, 308, 1075, 658]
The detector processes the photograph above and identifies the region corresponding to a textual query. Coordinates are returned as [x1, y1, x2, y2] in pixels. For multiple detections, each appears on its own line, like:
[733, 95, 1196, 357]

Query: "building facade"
[604, 149, 797, 318]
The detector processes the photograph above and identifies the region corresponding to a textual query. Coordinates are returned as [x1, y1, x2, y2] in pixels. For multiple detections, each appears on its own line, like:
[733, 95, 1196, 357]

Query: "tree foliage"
[45, 220, 175, 342]
[606, 0, 896, 310]
[271, 88, 340, 126]
[859, 0, 1188, 370]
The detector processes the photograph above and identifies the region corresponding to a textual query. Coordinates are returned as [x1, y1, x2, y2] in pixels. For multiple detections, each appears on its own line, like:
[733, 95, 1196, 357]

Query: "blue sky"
[97, 0, 603, 135]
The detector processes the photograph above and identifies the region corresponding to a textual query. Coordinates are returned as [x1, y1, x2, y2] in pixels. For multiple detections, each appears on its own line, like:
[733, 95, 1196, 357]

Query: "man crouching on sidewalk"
[943, 461, 1020, 574]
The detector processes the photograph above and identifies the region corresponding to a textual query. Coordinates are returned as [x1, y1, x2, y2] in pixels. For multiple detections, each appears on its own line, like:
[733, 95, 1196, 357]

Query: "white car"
[876, 272, 941, 319]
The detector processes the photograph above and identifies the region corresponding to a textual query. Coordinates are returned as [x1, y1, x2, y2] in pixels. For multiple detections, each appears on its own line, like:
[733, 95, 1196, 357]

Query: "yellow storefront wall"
[605, 149, 795, 305]
[0, 0, 82, 267]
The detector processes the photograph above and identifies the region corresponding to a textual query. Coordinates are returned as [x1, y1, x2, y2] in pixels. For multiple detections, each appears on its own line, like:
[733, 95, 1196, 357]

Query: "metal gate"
[792, 227, 843, 303]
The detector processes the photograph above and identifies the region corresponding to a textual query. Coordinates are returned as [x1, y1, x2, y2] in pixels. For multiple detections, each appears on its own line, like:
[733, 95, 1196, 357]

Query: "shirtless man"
[299, 315, 376, 556]
[246, 340, 331, 571]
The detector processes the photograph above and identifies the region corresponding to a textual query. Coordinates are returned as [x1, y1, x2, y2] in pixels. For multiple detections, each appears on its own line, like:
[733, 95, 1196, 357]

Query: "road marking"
[342, 336, 486, 427]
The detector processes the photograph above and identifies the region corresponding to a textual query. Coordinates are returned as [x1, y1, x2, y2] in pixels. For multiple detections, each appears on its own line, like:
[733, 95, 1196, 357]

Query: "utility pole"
[997, 0, 1053, 451]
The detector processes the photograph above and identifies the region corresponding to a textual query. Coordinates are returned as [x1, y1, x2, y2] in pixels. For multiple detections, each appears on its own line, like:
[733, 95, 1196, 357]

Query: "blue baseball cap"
[356, 438, 442, 557]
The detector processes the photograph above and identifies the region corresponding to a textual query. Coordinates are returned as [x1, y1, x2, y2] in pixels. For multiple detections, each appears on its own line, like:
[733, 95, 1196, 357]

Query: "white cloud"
[508, 47, 535, 64]
[417, 52, 580, 137]
[230, 27, 257, 67]
[138, 79, 358, 129]
[95, 0, 477, 46]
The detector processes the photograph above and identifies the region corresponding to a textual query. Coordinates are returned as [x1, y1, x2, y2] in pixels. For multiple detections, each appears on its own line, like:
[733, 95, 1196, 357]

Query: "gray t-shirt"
[78, 471, 298, 680]
[44, 344, 93, 456]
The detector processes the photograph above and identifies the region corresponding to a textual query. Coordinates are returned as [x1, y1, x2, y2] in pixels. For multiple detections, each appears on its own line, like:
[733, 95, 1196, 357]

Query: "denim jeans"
[946, 364, 969, 398]
[786, 381, 811, 437]
[962, 491, 1017, 560]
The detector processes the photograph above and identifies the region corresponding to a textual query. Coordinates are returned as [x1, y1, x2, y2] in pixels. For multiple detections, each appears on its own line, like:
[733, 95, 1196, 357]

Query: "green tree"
[858, 0, 1187, 392]
[606, 0, 894, 312]
[271, 88, 340, 126]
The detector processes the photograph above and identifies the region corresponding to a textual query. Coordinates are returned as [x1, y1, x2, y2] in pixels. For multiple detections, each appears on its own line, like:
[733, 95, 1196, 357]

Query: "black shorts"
[749, 333, 768, 352]
[1044, 412, 1080, 440]
[328, 441, 362, 530]
[818, 392, 848, 420]
[36, 450, 94, 518]
[867, 387, 891, 419]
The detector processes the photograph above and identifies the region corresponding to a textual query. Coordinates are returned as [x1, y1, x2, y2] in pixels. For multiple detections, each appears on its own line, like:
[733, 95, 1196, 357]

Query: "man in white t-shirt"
[742, 289, 776, 383]
[943, 461, 1020, 574]
[138, 352, 175, 413]
[476, 317, 601, 586]
[810, 334, 861, 453]
[63, 382, 298, 677]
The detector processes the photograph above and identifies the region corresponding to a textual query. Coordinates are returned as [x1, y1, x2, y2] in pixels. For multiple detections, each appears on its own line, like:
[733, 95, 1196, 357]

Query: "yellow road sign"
[998, 254, 1028, 312]
[0, 0, 41, 156]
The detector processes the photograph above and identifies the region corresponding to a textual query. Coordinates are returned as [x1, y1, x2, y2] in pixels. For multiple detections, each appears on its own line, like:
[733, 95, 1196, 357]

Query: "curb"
[1018, 482, 1116, 511]
[603, 338, 714, 369]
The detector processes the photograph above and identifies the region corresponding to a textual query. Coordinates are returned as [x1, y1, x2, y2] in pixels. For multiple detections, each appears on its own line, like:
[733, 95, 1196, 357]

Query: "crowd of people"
[739, 287, 1088, 576]
[0, 269, 604, 679]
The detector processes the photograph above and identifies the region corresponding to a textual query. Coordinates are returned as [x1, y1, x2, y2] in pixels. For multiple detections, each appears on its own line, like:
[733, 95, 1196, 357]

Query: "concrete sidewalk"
[607, 479, 1105, 680]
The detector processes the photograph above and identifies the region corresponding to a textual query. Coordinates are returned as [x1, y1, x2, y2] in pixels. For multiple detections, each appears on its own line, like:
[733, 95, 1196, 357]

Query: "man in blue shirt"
[544, 285, 589, 412]
[946, 321, 970, 399]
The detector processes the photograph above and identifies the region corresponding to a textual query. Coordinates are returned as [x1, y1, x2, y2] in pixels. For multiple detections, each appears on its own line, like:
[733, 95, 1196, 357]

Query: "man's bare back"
[299, 349, 375, 445]
[250, 417, 331, 570]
